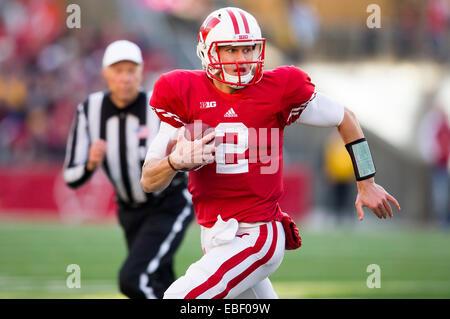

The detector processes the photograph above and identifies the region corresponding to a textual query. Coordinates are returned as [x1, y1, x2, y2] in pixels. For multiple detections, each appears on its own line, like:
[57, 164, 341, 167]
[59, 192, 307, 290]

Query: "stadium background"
[0, 0, 449, 298]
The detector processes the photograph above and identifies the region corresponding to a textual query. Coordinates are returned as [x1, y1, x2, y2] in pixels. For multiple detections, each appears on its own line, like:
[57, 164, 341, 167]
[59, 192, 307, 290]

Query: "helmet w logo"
[196, 7, 266, 88]
[199, 17, 220, 42]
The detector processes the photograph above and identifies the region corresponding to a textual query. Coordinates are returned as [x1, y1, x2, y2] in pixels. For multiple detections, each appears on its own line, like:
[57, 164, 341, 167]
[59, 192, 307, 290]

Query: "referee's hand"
[87, 139, 107, 171]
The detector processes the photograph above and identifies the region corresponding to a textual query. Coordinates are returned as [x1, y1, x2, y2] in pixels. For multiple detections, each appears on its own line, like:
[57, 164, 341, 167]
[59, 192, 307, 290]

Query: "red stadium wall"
[0, 165, 117, 222]
[0, 164, 312, 222]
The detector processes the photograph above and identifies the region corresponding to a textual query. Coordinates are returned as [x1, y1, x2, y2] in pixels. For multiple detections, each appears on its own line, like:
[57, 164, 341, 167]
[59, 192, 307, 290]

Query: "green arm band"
[345, 138, 376, 181]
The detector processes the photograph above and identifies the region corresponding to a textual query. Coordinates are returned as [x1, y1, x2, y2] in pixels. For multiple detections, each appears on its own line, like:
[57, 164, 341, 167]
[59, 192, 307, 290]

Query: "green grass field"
[1, 219, 450, 299]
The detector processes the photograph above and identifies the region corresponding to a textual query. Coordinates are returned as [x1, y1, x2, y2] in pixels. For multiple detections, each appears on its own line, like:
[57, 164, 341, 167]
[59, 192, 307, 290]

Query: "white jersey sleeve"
[296, 91, 345, 127]
[144, 121, 178, 162]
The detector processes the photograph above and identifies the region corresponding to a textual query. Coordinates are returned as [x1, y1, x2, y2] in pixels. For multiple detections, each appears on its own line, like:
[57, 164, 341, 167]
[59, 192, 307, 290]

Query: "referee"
[63, 40, 193, 299]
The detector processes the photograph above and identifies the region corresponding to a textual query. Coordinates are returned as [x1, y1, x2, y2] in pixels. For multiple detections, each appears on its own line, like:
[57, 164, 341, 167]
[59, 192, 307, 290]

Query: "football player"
[141, 7, 400, 299]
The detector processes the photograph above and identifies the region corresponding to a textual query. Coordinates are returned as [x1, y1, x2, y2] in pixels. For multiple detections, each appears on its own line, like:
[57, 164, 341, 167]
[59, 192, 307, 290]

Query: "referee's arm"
[63, 102, 94, 189]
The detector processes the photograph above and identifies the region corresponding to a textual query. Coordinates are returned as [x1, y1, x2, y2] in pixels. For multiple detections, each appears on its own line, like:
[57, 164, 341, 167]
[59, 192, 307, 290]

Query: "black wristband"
[167, 155, 179, 172]
[345, 138, 376, 181]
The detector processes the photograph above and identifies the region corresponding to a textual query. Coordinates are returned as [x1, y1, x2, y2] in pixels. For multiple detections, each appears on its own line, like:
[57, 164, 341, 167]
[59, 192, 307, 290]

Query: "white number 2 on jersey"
[215, 123, 249, 174]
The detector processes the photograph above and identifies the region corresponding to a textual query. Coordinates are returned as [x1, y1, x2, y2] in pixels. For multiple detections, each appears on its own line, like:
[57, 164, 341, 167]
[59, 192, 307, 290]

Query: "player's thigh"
[164, 221, 284, 299]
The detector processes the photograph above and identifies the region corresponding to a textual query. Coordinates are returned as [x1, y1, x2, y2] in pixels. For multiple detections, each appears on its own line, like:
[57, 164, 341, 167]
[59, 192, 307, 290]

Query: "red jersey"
[150, 66, 316, 227]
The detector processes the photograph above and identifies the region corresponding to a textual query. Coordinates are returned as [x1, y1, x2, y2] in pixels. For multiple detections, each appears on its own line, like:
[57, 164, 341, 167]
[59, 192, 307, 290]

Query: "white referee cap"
[102, 40, 143, 68]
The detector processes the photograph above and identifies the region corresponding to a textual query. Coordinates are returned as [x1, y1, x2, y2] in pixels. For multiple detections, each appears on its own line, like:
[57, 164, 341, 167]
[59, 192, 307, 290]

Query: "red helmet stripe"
[226, 9, 240, 35]
[200, 16, 220, 41]
[238, 10, 250, 34]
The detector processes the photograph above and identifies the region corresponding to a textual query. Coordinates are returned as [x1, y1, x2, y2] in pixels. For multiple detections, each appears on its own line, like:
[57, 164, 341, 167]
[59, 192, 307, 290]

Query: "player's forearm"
[141, 157, 177, 193]
[337, 107, 376, 185]
[336, 107, 364, 143]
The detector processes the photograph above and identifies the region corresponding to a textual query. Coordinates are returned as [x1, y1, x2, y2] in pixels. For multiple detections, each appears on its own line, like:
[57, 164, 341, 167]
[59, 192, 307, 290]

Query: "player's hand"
[169, 127, 216, 170]
[355, 177, 401, 221]
[87, 139, 107, 171]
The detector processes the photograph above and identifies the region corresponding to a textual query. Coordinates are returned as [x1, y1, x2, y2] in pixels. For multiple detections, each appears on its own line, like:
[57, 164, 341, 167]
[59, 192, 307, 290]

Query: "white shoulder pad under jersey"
[144, 121, 178, 162]
[296, 91, 345, 127]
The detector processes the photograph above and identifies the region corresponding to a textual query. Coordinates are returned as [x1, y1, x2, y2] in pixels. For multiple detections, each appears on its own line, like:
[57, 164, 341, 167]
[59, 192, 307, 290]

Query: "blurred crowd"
[394, 0, 450, 61]
[0, 0, 177, 164]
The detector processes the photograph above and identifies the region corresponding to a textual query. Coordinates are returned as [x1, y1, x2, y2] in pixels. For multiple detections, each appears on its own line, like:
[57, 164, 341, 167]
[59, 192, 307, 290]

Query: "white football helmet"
[196, 7, 266, 89]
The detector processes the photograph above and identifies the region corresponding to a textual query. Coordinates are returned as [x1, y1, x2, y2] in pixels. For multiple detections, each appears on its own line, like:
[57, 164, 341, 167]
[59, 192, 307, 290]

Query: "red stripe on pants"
[184, 224, 268, 299]
[212, 221, 278, 299]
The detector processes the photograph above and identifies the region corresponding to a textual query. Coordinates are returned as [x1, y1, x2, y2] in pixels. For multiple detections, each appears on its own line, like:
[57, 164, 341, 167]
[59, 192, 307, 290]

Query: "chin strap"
[222, 68, 254, 88]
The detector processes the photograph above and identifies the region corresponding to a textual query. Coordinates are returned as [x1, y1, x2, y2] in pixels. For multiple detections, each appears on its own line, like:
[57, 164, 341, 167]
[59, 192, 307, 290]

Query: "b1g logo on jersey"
[200, 101, 217, 109]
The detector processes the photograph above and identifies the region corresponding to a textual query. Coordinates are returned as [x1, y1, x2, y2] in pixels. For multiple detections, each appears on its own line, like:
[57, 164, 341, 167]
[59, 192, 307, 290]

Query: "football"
[166, 122, 214, 171]
[183, 122, 214, 171]
[184, 122, 214, 141]
[166, 122, 214, 153]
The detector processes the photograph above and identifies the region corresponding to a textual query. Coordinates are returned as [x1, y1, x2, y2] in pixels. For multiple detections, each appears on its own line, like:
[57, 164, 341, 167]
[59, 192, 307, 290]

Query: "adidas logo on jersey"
[224, 108, 238, 117]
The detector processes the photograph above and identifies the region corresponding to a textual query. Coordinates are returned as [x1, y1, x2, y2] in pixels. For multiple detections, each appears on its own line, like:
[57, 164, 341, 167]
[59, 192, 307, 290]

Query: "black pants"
[117, 190, 193, 299]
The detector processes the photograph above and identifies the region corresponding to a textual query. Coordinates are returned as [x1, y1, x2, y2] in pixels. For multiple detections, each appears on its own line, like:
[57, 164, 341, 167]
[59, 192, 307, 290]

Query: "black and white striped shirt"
[63, 90, 185, 207]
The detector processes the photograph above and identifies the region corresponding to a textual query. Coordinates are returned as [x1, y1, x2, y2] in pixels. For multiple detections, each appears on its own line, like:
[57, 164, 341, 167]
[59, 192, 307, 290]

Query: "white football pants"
[163, 216, 285, 299]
